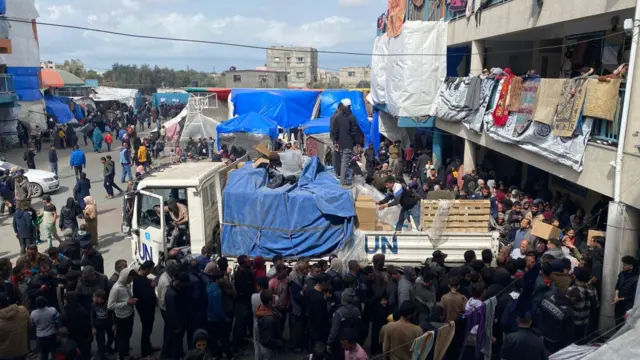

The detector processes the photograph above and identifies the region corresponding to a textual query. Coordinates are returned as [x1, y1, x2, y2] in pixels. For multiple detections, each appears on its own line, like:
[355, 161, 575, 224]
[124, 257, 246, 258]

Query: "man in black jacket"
[307, 273, 331, 353]
[330, 99, 359, 186]
[61, 291, 92, 360]
[257, 289, 284, 359]
[101, 156, 122, 199]
[132, 260, 158, 358]
[80, 243, 104, 274]
[377, 176, 421, 231]
[165, 273, 189, 360]
[501, 312, 548, 360]
[233, 255, 254, 351]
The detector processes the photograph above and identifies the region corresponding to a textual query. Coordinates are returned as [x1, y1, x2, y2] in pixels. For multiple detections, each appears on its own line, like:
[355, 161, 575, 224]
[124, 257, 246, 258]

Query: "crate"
[421, 199, 490, 233]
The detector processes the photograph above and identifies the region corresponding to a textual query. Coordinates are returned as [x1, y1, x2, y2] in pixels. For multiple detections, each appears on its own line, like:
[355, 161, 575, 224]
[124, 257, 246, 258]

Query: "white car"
[0, 162, 60, 197]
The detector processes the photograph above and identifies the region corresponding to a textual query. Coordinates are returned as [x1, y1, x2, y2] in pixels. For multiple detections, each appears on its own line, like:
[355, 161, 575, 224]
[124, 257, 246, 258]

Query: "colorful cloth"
[512, 78, 540, 136]
[492, 70, 514, 127]
[387, 0, 406, 37]
[532, 78, 564, 125]
[553, 77, 588, 137]
[449, 0, 467, 11]
[411, 331, 435, 360]
[433, 321, 455, 360]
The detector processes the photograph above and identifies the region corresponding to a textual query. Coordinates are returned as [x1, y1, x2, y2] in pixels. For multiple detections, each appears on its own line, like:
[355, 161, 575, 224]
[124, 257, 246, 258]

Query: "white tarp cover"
[5, 0, 40, 67]
[384, 21, 447, 117]
[370, 36, 389, 105]
[93, 87, 138, 108]
[178, 98, 220, 147]
[16, 100, 46, 130]
[378, 110, 411, 145]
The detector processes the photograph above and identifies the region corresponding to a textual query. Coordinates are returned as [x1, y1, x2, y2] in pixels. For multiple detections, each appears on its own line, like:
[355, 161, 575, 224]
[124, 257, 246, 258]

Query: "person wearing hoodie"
[542, 238, 565, 261]
[327, 288, 362, 359]
[536, 281, 575, 353]
[59, 197, 81, 233]
[385, 266, 401, 313]
[73, 172, 91, 209]
[206, 270, 234, 360]
[414, 267, 436, 324]
[107, 268, 137, 360]
[326, 259, 345, 299]
[13, 202, 34, 255]
[165, 272, 189, 360]
[0, 292, 29, 360]
[614, 255, 639, 326]
[329, 98, 359, 186]
[132, 260, 158, 358]
[397, 266, 415, 306]
[257, 289, 284, 359]
[308, 273, 331, 352]
[28, 261, 60, 310]
[69, 145, 86, 179]
[61, 291, 92, 360]
[157, 259, 178, 359]
[549, 258, 573, 294]
[184, 329, 214, 360]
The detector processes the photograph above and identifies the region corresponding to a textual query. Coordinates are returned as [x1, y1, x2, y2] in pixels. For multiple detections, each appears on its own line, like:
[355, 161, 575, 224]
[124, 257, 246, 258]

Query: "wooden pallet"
[421, 200, 490, 232]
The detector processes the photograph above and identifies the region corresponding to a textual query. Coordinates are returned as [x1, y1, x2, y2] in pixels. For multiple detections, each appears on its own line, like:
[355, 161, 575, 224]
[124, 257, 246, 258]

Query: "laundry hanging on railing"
[532, 79, 564, 125]
[553, 77, 588, 137]
[583, 78, 621, 121]
[387, 0, 406, 37]
[512, 78, 540, 137]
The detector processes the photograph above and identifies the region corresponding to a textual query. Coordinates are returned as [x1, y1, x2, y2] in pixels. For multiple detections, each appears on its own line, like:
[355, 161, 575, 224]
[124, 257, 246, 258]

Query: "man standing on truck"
[330, 98, 359, 186]
[376, 175, 421, 231]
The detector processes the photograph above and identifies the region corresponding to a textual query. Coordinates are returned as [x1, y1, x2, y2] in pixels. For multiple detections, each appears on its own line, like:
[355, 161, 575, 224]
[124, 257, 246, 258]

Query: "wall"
[340, 66, 371, 88]
[266, 47, 318, 87]
[484, 41, 534, 74]
[436, 120, 616, 198]
[447, 0, 635, 46]
[221, 71, 287, 89]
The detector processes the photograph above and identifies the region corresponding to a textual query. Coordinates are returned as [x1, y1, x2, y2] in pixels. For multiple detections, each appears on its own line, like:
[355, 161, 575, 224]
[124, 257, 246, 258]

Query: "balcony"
[0, 74, 17, 104]
[445, 0, 513, 21]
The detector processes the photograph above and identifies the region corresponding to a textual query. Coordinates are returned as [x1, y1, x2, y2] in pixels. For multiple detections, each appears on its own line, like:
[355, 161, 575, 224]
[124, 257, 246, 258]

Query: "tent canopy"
[93, 87, 138, 107]
[302, 117, 331, 135]
[217, 111, 278, 139]
[44, 94, 75, 124]
[230, 89, 319, 129]
[318, 90, 371, 144]
[41, 69, 84, 88]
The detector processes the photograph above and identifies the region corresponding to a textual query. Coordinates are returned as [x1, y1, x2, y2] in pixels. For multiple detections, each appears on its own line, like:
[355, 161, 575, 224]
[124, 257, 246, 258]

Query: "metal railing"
[0, 74, 14, 94]
[590, 87, 624, 144]
[445, 0, 514, 21]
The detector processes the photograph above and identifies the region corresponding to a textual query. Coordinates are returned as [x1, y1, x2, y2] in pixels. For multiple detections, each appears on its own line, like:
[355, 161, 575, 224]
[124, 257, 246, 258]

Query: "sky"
[34, 0, 385, 73]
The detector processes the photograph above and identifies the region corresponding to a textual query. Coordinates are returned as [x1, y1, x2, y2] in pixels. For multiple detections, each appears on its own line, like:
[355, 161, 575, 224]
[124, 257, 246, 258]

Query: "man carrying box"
[376, 176, 421, 231]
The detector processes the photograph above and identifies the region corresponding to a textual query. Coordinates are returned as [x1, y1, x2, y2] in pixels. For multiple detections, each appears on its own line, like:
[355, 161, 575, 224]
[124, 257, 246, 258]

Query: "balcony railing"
[0, 74, 15, 94]
[590, 86, 624, 145]
[445, 0, 514, 21]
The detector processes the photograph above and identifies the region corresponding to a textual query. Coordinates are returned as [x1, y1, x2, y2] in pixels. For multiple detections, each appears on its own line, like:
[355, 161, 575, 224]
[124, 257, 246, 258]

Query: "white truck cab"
[127, 160, 241, 266]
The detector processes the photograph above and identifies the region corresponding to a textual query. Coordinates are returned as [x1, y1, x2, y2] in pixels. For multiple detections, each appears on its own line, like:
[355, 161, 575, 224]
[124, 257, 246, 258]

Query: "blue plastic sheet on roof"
[0, 0, 5, 15]
[7, 67, 43, 102]
[152, 92, 189, 109]
[319, 90, 371, 145]
[44, 94, 75, 124]
[371, 111, 380, 156]
[302, 117, 331, 135]
[222, 157, 355, 258]
[217, 111, 278, 137]
[231, 89, 318, 129]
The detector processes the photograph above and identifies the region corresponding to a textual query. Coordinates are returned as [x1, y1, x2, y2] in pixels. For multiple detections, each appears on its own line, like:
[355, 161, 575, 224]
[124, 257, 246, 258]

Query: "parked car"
[0, 161, 59, 197]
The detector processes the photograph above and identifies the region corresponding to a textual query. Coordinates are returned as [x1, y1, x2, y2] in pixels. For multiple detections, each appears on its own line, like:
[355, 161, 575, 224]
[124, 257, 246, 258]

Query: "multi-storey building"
[339, 66, 371, 88]
[266, 46, 318, 88]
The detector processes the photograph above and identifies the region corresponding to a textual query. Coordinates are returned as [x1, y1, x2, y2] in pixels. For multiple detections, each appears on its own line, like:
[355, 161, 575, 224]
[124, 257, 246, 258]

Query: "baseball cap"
[432, 250, 448, 259]
[140, 260, 155, 270]
[340, 98, 352, 107]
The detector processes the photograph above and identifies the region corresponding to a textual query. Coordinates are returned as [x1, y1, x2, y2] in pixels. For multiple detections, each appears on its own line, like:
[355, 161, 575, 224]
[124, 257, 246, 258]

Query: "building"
[339, 66, 371, 88]
[218, 69, 288, 89]
[40, 60, 56, 69]
[370, 0, 640, 334]
[266, 46, 318, 87]
[317, 68, 340, 87]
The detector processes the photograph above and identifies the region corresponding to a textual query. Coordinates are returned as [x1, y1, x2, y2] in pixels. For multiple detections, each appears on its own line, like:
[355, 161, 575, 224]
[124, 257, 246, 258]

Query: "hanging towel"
[532, 79, 564, 125]
[387, 0, 406, 37]
[492, 73, 513, 127]
[553, 77, 588, 137]
[513, 79, 540, 136]
[411, 331, 435, 360]
[449, 0, 467, 12]
[433, 321, 455, 360]
[583, 78, 621, 121]
[464, 76, 482, 110]
[481, 297, 498, 360]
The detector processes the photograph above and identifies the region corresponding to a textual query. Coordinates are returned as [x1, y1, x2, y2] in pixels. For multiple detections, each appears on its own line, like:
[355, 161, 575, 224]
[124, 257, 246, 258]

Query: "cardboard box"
[356, 194, 374, 201]
[356, 200, 377, 230]
[531, 220, 561, 240]
[587, 230, 606, 243]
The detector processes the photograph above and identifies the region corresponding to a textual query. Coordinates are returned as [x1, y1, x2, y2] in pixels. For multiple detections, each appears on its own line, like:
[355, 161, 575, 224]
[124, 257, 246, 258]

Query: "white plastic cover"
[5, 0, 40, 67]
[16, 100, 46, 130]
[384, 21, 448, 117]
[93, 87, 138, 108]
[378, 111, 411, 145]
[371, 36, 389, 106]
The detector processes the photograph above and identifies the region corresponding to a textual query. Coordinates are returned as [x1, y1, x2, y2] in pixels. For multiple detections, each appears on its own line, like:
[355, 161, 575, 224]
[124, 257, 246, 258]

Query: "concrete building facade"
[339, 66, 371, 88]
[266, 46, 318, 88]
[219, 69, 288, 89]
[317, 68, 340, 87]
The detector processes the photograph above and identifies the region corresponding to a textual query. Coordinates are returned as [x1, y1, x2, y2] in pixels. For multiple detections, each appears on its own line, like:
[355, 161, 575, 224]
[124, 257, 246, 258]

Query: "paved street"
[0, 133, 302, 360]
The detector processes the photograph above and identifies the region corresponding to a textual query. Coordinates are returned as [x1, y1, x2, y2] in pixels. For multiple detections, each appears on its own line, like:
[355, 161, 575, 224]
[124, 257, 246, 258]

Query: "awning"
[41, 69, 85, 88]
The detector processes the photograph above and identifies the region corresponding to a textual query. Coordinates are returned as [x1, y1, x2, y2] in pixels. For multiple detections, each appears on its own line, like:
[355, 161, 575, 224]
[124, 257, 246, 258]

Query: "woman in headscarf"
[59, 197, 81, 233]
[92, 126, 103, 152]
[73, 172, 91, 209]
[83, 196, 99, 246]
[326, 258, 344, 300]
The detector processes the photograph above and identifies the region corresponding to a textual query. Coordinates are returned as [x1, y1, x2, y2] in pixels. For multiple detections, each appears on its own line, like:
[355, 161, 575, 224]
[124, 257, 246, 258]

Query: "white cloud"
[338, 0, 371, 6]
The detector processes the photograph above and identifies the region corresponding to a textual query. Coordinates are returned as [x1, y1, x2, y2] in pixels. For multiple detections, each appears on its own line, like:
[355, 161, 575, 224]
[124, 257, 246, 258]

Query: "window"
[233, 75, 242, 82]
[284, 75, 288, 81]
[259, 75, 268, 82]
[277, 75, 281, 82]
[138, 193, 162, 229]
[286, 57, 291, 62]
[348, 71, 356, 77]
[296, 72, 305, 79]
[273, 57, 281, 62]
[208, 182, 218, 206]
[296, 57, 304, 62]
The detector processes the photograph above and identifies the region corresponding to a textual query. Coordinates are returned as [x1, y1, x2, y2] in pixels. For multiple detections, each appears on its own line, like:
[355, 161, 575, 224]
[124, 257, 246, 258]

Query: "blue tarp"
[222, 157, 355, 258]
[302, 117, 331, 135]
[216, 112, 279, 148]
[44, 94, 75, 124]
[318, 90, 371, 145]
[231, 89, 318, 129]
[152, 92, 190, 109]
[59, 97, 85, 120]
[371, 111, 380, 156]
[7, 67, 43, 102]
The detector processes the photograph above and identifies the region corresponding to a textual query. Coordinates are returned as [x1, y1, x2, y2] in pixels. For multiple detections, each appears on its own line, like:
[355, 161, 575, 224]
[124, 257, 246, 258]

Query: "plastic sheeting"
[379, 110, 411, 145]
[318, 90, 371, 145]
[371, 36, 389, 106]
[230, 89, 319, 129]
[44, 94, 75, 124]
[16, 100, 46, 130]
[221, 157, 355, 258]
[302, 117, 330, 135]
[217, 112, 278, 140]
[381, 21, 448, 117]
[93, 87, 138, 108]
[6, 67, 42, 101]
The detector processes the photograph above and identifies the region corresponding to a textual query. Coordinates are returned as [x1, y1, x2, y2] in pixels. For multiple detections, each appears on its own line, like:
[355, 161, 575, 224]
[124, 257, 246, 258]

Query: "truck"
[126, 161, 499, 267]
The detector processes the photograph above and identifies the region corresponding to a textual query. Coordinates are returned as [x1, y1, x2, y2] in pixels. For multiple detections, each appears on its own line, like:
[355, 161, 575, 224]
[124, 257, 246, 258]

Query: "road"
[0, 133, 302, 360]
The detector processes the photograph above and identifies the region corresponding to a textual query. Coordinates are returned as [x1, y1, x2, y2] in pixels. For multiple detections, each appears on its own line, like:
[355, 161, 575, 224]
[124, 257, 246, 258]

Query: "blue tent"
[216, 112, 278, 148]
[44, 94, 75, 124]
[222, 157, 354, 258]
[319, 90, 371, 145]
[231, 89, 319, 129]
[302, 117, 331, 135]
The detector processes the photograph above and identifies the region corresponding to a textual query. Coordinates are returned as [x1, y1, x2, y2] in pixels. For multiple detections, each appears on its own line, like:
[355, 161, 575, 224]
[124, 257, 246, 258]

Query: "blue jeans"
[121, 164, 132, 183]
[50, 162, 58, 176]
[395, 204, 421, 231]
